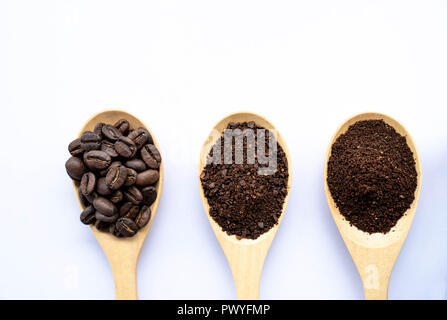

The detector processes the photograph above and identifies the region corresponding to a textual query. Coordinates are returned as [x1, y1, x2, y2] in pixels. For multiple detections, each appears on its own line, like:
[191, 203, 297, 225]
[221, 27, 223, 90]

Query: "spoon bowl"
[324, 112, 422, 300]
[73, 110, 163, 300]
[198, 112, 292, 299]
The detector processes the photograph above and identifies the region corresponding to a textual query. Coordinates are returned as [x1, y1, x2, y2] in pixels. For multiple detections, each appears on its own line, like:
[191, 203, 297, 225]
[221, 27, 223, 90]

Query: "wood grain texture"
[73, 110, 163, 300]
[324, 112, 422, 300]
[198, 112, 292, 300]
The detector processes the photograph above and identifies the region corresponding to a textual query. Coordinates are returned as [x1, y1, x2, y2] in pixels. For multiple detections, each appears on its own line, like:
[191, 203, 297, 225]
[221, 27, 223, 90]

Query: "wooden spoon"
[324, 112, 422, 300]
[198, 112, 292, 300]
[73, 110, 163, 300]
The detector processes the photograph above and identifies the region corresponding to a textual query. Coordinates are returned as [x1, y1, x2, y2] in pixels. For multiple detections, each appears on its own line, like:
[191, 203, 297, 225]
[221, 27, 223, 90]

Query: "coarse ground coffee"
[200, 121, 289, 240]
[327, 119, 417, 234]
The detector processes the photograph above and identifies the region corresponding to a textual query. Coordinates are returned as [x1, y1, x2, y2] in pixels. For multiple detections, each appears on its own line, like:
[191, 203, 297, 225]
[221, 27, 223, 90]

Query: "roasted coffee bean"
[95, 220, 111, 232]
[114, 119, 130, 135]
[128, 127, 152, 149]
[105, 164, 127, 190]
[84, 150, 111, 170]
[110, 223, 123, 237]
[110, 190, 123, 204]
[119, 201, 133, 217]
[65, 156, 87, 181]
[141, 144, 161, 169]
[99, 168, 107, 177]
[124, 186, 143, 205]
[101, 140, 118, 158]
[124, 168, 137, 187]
[124, 205, 140, 220]
[148, 144, 161, 162]
[80, 172, 96, 196]
[83, 189, 96, 204]
[93, 197, 117, 217]
[94, 122, 105, 138]
[141, 186, 157, 206]
[116, 218, 138, 237]
[66, 119, 161, 239]
[136, 169, 159, 186]
[102, 124, 122, 141]
[80, 205, 96, 225]
[125, 159, 146, 172]
[108, 223, 116, 235]
[80, 131, 101, 151]
[100, 161, 121, 176]
[78, 188, 90, 208]
[135, 206, 151, 229]
[114, 230, 124, 238]
[68, 138, 84, 157]
[96, 177, 112, 196]
[95, 211, 118, 223]
[115, 136, 137, 158]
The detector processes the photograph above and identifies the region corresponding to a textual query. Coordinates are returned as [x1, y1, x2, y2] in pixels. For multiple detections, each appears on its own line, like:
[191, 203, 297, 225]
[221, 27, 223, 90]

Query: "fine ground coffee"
[200, 121, 289, 240]
[327, 119, 417, 234]
[66, 119, 161, 238]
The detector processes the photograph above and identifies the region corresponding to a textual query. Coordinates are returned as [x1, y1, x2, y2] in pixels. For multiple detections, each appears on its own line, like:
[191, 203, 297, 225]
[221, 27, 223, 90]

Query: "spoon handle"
[364, 286, 388, 300]
[347, 243, 398, 300]
[223, 243, 268, 300]
[360, 259, 391, 300]
[110, 258, 138, 300]
[230, 258, 263, 299]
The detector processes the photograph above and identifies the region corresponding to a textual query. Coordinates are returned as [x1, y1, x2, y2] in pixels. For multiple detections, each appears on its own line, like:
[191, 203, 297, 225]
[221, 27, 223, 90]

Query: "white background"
[0, 0, 446, 300]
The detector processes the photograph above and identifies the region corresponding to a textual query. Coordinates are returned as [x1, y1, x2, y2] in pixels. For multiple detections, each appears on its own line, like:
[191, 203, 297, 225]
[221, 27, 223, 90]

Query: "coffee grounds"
[327, 119, 417, 234]
[200, 122, 289, 240]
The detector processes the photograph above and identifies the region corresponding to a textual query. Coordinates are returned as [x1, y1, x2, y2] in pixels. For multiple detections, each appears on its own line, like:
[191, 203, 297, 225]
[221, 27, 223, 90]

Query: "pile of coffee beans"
[65, 119, 161, 238]
[327, 120, 417, 234]
[200, 122, 289, 240]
